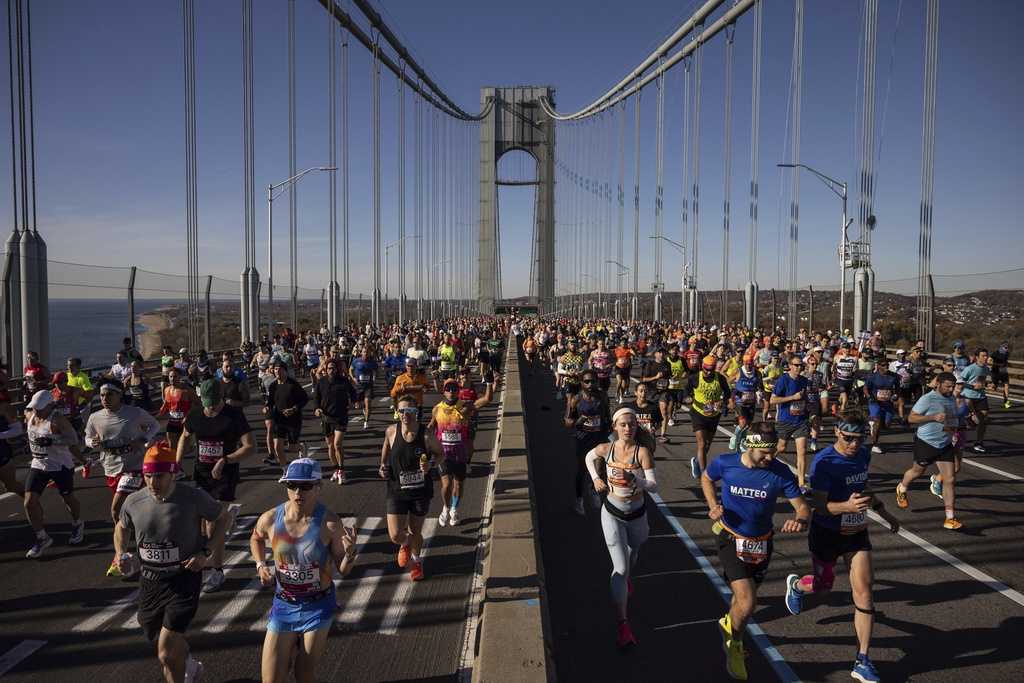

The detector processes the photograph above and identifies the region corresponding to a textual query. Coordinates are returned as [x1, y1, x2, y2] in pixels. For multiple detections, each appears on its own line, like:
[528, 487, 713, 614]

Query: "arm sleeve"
[584, 448, 603, 481]
[634, 468, 658, 493]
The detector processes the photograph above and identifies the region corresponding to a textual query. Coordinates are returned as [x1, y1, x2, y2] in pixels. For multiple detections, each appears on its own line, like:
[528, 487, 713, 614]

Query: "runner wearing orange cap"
[686, 356, 732, 479]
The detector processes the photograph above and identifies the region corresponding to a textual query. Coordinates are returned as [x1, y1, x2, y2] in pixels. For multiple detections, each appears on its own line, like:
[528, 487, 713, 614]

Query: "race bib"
[840, 511, 868, 535]
[169, 410, 184, 420]
[704, 401, 722, 415]
[741, 391, 756, 404]
[277, 562, 321, 596]
[788, 402, 805, 416]
[735, 538, 768, 564]
[399, 469, 426, 489]
[198, 440, 224, 464]
[139, 542, 180, 566]
[875, 389, 892, 402]
[358, 374, 371, 382]
[117, 472, 144, 493]
[656, 379, 668, 390]
[581, 416, 601, 431]
[441, 430, 462, 444]
[29, 436, 52, 455]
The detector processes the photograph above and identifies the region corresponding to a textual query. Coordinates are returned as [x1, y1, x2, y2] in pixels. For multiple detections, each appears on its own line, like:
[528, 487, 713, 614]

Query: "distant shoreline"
[138, 312, 172, 359]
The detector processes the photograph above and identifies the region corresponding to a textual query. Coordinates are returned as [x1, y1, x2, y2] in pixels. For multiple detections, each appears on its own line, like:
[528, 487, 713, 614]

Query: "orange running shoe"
[895, 486, 909, 510]
[943, 517, 963, 530]
[409, 560, 424, 582]
[397, 544, 410, 569]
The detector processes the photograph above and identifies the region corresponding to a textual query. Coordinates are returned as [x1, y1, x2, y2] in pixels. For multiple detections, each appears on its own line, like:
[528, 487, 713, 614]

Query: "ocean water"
[45, 299, 177, 369]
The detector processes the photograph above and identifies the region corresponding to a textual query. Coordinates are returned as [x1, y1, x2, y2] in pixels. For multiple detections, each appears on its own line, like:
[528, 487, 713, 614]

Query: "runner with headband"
[701, 422, 809, 681]
[584, 406, 657, 649]
[783, 410, 900, 683]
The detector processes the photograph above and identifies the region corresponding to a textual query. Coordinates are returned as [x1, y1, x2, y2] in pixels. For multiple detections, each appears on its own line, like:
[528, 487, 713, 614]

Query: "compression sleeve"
[634, 468, 658, 493]
[585, 448, 603, 481]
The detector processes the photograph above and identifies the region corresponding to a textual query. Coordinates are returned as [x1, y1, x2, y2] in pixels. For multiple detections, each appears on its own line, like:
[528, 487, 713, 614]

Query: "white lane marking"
[206, 576, 264, 634]
[654, 617, 721, 631]
[708, 416, 1024, 610]
[0, 492, 15, 503]
[457, 337, 511, 681]
[328, 516, 387, 629]
[72, 589, 140, 632]
[0, 640, 47, 676]
[961, 457, 1023, 481]
[378, 519, 440, 635]
[648, 490, 801, 683]
[379, 397, 391, 404]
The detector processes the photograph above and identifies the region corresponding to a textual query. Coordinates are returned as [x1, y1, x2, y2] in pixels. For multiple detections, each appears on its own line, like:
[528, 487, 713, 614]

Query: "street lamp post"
[266, 166, 335, 340]
[777, 163, 854, 333]
[385, 235, 420, 325]
[649, 235, 687, 323]
[605, 259, 630, 320]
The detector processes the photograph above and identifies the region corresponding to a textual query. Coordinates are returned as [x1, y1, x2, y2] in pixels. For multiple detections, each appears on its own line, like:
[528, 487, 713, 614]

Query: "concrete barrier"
[473, 339, 554, 683]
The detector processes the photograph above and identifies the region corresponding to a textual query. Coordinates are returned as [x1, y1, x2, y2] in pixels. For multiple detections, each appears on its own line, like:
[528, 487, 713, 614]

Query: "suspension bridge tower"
[478, 86, 556, 314]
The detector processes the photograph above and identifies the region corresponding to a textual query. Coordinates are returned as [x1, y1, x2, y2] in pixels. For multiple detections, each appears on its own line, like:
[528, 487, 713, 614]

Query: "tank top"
[27, 414, 74, 472]
[271, 502, 332, 602]
[591, 350, 611, 377]
[734, 368, 759, 404]
[388, 424, 431, 497]
[606, 442, 643, 499]
[576, 394, 605, 437]
[434, 401, 470, 462]
[668, 358, 686, 389]
[692, 373, 725, 417]
[164, 387, 192, 423]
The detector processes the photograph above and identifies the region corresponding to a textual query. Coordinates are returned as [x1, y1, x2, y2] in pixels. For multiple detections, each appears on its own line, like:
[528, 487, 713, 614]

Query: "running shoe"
[972, 443, 986, 453]
[68, 520, 85, 545]
[1004, 400, 1012, 410]
[81, 463, 91, 479]
[929, 474, 943, 499]
[202, 568, 226, 593]
[224, 505, 239, 538]
[438, 507, 450, 527]
[184, 654, 204, 683]
[871, 445, 883, 455]
[409, 559, 424, 581]
[573, 497, 585, 516]
[615, 620, 637, 649]
[397, 544, 410, 569]
[330, 469, 339, 483]
[337, 469, 347, 485]
[26, 535, 53, 559]
[262, 455, 278, 467]
[895, 485, 909, 509]
[106, 559, 123, 577]
[728, 432, 739, 451]
[657, 435, 668, 443]
[808, 438, 818, 452]
[690, 457, 701, 480]
[362, 419, 369, 430]
[449, 508, 460, 526]
[617, 396, 623, 405]
[668, 418, 675, 427]
[943, 517, 964, 530]
[851, 654, 881, 683]
[784, 574, 803, 616]
[718, 615, 748, 680]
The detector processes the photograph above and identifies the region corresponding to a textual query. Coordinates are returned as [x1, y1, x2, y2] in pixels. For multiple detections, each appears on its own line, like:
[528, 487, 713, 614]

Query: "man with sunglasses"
[701, 422, 809, 681]
[771, 355, 812, 489]
[896, 372, 963, 529]
[430, 379, 492, 526]
[314, 358, 359, 484]
[687, 355, 732, 479]
[115, 443, 230, 683]
[784, 411, 900, 683]
[380, 395, 444, 581]
[178, 379, 254, 592]
[264, 358, 308, 469]
[564, 370, 612, 516]
[250, 458, 357, 683]
[864, 359, 898, 455]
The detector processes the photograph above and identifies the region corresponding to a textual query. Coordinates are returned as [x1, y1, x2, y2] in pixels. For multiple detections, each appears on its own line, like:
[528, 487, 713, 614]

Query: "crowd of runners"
[0, 320, 506, 682]
[519, 318, 1013, 682]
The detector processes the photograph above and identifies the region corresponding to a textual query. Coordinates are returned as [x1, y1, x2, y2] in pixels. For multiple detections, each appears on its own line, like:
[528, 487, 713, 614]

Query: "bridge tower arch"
[478, 86, 556, 314]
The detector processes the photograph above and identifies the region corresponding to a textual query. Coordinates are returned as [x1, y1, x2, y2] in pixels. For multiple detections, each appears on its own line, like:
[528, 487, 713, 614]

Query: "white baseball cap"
[27, 390, 54, 410]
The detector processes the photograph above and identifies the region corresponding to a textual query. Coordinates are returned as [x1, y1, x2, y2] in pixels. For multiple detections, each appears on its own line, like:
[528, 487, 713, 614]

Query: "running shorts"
[138, 570, 202, 641]
[194, 463, 239, 502]
[322, 415, 348, 437]
[833, 378, 854, 395]
[272, 417, 302, 445]
[25, 466, 74, 496]
[105, 471, 144, 495]
[776, 420, 810, 441]
[615, 367, 631, 381]
[913, 437, 955, 467]
[357, 383, 374, 401]
[386, 495, 431, 517]
[597, 375, 612, 392]
[992, 367, 1009, 388]
[439, 459, 468, 480]
[868, 402, 895, 425]
[667, 389, 686, 404]
[967, 397, 990, 413]
[736, 403, 757, 425]
[268, 589, 336, 633]
[690, 410, 721, 434]
[808, 523, 872, 564]
[716, 529, 773, 585]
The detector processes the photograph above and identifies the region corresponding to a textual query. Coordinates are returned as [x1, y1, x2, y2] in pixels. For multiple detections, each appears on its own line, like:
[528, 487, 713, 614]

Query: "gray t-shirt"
[85, 405, 160, 477]
[120, 484, 222, 578]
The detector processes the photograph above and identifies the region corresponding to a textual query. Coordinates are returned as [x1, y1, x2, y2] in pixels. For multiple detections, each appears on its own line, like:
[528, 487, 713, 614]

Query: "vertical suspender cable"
[721, 23, 735, 325]
[787, 0, 804, 338]
[7, 0, 19, 234]
[414, 86, 422, 318]
[327, 1, 337, 330]
[917, 0, 938, 346]
[653, 66, 665, 296]
[182, 0, 199, 349]
[14, 0, 27, 231]
[341, 17, 349, 323]
[748, 0, 761, 286]
[631, 87, 641, 319]
[859, 0, 878, 247]
[616, 101, 625, 306]
[691, 29, 703, 297]
[370, 33, 381, 327]
[680, 55, 691, 303]
[397, 63, 405, 323]
[287, 0, 296, 332]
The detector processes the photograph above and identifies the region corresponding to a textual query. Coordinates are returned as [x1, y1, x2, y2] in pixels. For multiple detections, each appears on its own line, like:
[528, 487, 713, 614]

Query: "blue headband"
[837, 420, 866, 435]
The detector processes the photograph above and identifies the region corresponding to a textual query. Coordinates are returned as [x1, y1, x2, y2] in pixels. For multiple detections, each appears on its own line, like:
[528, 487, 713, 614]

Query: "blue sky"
[2, 0, 1021, 299]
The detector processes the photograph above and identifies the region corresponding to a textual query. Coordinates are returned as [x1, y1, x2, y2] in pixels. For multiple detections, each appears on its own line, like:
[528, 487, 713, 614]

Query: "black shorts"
[900, 384, 922, 402]
[272, 418, 302, 445]
[967, 397, 990, 413]
[194, 464, 239, 502]
[716, 530, 773, 585]
[690, 410, 721, 434]
[356, 383, 374, 401]
[596, 375, 612, 391]
[992, 367, 1009, 387]
[808, 524, 872, 564]
[439, 459, 468, 480]
[776, 420, 810, 441]
[736, 403, 757, 424]
[438, 369, 458, 382]
[25, 466, 74, 497]
[138, 571, 202, 641]
[913, 437, 955, 467]
[386, 495, 431, 517]
[667, 388, 686, 404]
[834, 378, 854, 394]
[615, 367, 631, 380]
[805, 398, 822, 418]
[166, 419, 185, 436]
[322, 415, 348, 437]
[563, 382, 580, 396]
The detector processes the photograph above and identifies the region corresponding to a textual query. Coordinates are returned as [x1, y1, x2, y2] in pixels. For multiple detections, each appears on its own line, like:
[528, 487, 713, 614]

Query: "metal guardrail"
[882, 350, 1023, 399]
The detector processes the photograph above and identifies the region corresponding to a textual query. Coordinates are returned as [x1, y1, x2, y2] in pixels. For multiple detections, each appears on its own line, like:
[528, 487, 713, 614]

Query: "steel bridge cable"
[7, 0, 19, 234]
[748, 0, 762, 284]
[371, 32, 381, 326]
[917, 0, 939, 344]
[786, 0, 804, 338]
[858, 0, 878, 246]
[690, 28, 703, 292]
[397, 62, 405, 322]
[341, 18, 350, 321]
[617, 101, 625, 303]
[722, 22, 735, 326]
[328, 1, 338, 328]
[874, 0, 905, 191]
[288, 0, 297, 331]
[24, 0, 35, 231]
[631, 89, 641, 315]
[654, 64, 666, 296]
[14, 0, 27, 232]
[680, 55, 691, 294]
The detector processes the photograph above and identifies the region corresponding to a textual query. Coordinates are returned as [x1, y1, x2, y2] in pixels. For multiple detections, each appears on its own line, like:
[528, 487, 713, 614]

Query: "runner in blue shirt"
[770, 355, 811, 488]
[863, 360, 898, 455]
[783, 410, 900, 683]
[701, 421, 809, 681]
[895, 372, 963, 530]
[349, 350, 379, 430]
[959, 348, 991, 453]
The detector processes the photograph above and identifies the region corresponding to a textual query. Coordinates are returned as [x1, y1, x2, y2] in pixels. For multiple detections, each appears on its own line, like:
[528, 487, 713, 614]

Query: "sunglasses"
[398, 407, 418, 415]
[837, 432, 865, 442]
[285, 482, 316, 491]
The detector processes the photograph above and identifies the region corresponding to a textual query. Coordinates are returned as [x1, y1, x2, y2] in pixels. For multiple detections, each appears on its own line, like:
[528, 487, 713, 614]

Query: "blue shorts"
[268, 590, 336, 633]
[868, 402, 894, 425]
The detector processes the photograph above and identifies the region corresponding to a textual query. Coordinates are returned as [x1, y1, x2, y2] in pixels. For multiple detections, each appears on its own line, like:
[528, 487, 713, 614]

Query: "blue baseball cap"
[279, 458, 322, 483]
